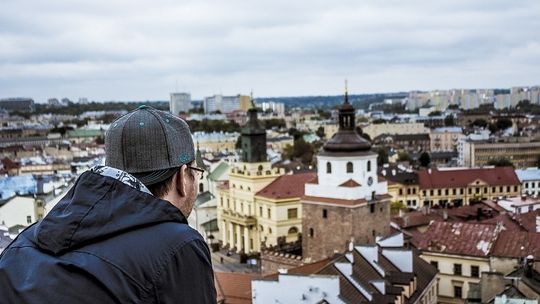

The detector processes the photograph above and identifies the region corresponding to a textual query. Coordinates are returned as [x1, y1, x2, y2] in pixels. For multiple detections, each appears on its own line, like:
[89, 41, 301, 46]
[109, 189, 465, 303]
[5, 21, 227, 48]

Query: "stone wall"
[302, 197, 391, 262]
[261, 250, 304, 275]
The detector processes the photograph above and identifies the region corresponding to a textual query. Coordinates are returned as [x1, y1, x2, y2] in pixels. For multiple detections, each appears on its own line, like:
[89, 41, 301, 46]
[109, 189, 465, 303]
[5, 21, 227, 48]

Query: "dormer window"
[346, 162, 353, 173]
[326, 162, 332, 174]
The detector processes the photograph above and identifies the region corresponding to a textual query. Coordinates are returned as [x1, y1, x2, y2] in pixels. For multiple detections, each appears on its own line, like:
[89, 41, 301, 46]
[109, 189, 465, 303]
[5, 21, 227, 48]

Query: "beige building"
[253, 172, 316, 247]
[459, 139, 540, 169]
[363, 122, 429, 139]
[430, 127, 464, 152]
[0, 196, 45, 228]
[217, 161, 282, 252]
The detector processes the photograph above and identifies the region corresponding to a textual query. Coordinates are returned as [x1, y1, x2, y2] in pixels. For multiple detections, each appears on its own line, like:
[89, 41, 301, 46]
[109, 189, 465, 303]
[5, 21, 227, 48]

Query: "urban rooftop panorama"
[1, 0, 540, 303]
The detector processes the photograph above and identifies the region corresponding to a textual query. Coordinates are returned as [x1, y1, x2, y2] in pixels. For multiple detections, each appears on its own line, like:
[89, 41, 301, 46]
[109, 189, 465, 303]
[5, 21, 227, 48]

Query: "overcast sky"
[1, 0, 539, 102]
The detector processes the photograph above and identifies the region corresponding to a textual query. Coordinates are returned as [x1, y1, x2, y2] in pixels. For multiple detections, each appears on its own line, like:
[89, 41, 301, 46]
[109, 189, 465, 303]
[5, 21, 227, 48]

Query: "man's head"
[105, 105, 199, 216]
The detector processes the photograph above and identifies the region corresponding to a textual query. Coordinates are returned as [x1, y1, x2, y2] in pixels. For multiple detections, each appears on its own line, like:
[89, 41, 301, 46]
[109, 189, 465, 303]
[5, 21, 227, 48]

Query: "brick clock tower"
[302, 85, 392, 262]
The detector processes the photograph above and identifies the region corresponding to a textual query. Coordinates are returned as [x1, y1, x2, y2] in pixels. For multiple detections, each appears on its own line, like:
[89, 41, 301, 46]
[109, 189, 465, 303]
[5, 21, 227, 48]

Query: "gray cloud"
[0, 0, 539, 101]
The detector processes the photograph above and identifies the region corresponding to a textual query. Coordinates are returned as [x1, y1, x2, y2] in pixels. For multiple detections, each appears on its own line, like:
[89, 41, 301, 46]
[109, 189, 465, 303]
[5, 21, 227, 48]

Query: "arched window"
[199, 183, 204, 192]
[288, 227, 299, 234]
[367, 160, 372, 172]
[268, 228, 272, 234]
[309, 228, 314, 238]
[326, 162, 332, 174]
[346, 162, 353, 173]
[258, 165, 263, 172]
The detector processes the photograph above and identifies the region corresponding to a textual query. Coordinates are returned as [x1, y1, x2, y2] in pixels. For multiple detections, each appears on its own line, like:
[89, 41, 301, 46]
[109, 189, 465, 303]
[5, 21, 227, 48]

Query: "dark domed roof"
[321, 85, 372, 153]
[323, 130, 371, 152]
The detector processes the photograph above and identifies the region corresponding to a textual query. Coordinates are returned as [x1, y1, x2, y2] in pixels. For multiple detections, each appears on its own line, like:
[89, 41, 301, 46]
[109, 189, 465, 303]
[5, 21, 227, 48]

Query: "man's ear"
[175, 165, 188, 197]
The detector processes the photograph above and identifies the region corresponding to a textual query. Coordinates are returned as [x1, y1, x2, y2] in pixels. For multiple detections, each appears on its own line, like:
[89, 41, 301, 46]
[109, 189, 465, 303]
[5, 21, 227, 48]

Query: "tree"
[487, 158, 514, 167]
[390, 201, 407, 215]
[377, 148, 389, 166]
[444, 114, 455, 126]
[315, 126, 325, 139]
[372, 118, 387, 124]
[470, 119, 488, 129]
[419, 152, 431, 167]
[428, 110, 442, 117]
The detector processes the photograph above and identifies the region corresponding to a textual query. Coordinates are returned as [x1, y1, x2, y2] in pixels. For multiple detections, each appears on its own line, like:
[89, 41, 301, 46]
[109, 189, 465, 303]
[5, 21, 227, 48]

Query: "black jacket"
[0, 171, 216, 303]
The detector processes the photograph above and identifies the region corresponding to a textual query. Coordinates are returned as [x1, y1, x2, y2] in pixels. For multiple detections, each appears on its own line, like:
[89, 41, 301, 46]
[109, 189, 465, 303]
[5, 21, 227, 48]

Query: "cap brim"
[133, 167, 179, 186]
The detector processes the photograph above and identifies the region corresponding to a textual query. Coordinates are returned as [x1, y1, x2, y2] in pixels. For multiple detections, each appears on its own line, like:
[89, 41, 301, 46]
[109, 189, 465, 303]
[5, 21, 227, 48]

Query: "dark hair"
[146, 163, 195, 198]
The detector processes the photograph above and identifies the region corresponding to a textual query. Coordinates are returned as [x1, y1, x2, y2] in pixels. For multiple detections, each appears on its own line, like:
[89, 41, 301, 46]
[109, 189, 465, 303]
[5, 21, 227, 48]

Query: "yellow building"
[383, 167, 522, 209]
[254, 172, 316, 247]
[218, 162, 282, 252]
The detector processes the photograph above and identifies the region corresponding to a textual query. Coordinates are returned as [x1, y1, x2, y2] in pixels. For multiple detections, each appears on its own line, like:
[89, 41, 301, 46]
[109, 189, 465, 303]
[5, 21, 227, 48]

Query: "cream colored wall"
[489, 257, 519, 275]
[421, 252, 489, 302]
[0, 196, 39, 227]
[364, 122, 429, 138]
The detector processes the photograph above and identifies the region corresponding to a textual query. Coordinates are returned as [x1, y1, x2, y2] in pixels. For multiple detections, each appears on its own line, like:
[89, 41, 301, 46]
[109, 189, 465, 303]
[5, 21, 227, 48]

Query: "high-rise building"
[169, 92, 191, 115]
[203, 94, 249, 114]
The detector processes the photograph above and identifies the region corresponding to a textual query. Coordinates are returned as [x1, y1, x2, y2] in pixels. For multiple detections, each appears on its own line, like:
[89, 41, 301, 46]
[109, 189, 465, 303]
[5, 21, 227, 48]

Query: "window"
[322, 209, 328, 219]
[430, 190, 434, 196]
[454, 264, 462, 276]
[484, 187, 487, 194]
[346, 162, 353, 173]
[492, 187, 496, 192]
[288, 227, 298, 234]
[423, 190, 426, 196]
[326, 162, 332, 174]
[514, 186, 518, 192]
[399, 189, 403, 195]
[413, 188, 416, 194]
[471, 266, 479, 277]
[445, 189, 449, 195]
[430, 261, 438, 270]
[287, 208, 298, 219]
[499, 186, 503, 192]
[454, 286, 462, 298]
[453, 189, 456, 195]
[267, 208, 271, 219]
[309, 228, 314, 238]
[220, 197, 223, 206]
[370, 204, 375, 213]
[468, 188, 472, 195]
[526, 182, 529, 188]
[259, 206, 263, 216]
[199, 183, 204, 192]
[507, 186, 511, 192]
[268, 228, 272, 234]
[26, 215, 32, 224]
[438, 189, 441, 196]
[460, 188, 464, 195]
[407, 188, 411, 195]
[367, 160, 371, 172]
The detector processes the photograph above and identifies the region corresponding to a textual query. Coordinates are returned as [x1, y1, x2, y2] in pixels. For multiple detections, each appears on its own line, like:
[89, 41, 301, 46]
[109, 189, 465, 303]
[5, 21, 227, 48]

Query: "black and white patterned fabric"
[90, 165, 152, 196]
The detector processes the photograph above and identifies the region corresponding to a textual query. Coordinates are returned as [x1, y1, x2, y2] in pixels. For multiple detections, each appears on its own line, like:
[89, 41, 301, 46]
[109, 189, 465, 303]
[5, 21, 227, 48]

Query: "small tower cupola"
[322, 81, 371, 153]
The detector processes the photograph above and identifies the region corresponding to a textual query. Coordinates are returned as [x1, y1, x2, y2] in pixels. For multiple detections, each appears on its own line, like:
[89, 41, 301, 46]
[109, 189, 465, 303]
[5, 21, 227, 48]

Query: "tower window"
[326, 162, 332, 174]
[322, 209, 328, 219]
[370, 204, 375, 213]
[199, 183, 204, 192]
[367, 160, 371, 172]
[309, 228, 314, 238]
[346, 162, 353, 173]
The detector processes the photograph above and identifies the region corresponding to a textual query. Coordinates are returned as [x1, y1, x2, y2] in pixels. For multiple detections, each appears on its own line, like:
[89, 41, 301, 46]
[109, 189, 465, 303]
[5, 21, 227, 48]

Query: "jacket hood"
[33, 171, 186, 255]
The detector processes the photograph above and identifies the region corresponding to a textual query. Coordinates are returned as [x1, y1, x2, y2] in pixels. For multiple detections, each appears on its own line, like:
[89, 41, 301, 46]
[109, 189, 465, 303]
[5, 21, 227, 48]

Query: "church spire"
[344, 79, 349, 104]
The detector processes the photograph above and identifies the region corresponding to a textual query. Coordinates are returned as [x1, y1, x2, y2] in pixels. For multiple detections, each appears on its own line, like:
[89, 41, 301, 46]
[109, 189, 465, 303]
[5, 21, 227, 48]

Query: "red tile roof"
[1, 157, 20, 170]
[214, 272, 258, 304]
[416, 221, 502, 257]
[256, 172, 316, 200]
[339, 179, 361, 187]
[417, 167, 520, 189]
[302, 194, 392, 207]
[491, 230, 540, 259]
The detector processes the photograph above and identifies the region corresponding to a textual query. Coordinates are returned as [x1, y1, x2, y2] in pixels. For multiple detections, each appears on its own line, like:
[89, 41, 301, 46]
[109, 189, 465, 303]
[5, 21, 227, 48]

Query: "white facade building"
[203, 94, 242, 114]
[0, 196, 41, 228]
[170, 92, 191, 115]
[516, 168, 540, 196]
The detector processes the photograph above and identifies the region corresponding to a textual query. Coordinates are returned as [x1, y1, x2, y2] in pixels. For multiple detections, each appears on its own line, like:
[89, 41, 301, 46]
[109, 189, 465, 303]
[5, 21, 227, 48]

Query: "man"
[0, 106, 217, 303]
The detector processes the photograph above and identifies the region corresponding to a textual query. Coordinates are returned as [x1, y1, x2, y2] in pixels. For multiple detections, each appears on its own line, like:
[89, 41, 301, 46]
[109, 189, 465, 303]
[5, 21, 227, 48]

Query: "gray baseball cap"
[105, 105, 195, 185]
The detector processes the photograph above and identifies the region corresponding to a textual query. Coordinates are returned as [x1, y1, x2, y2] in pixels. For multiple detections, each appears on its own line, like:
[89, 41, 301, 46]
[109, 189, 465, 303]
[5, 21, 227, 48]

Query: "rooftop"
[417, 167, 520, 189]
[256, 172, 317, 200]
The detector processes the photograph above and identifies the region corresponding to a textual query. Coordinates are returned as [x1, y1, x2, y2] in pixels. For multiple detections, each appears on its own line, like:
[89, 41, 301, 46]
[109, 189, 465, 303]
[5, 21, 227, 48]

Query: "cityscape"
[2, 0, 540, 303]
[1, 85, 540, 303]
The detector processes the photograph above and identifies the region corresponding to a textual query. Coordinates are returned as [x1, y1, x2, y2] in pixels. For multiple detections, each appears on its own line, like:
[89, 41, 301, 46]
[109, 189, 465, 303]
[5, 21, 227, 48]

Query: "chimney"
[525, 255, 534, 278]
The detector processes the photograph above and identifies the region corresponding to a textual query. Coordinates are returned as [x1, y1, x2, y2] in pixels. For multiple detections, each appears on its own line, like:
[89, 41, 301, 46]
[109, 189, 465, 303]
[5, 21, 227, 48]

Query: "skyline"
[1, 0, 539, 102]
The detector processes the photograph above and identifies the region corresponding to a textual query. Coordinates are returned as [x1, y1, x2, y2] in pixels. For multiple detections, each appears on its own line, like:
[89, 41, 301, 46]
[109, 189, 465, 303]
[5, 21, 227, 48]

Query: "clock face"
[367, 176, 373, 186]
